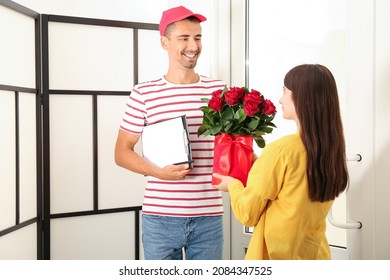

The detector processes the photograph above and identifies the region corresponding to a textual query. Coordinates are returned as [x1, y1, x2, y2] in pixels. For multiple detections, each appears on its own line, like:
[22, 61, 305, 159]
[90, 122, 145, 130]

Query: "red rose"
[198, 85, 277, 149]
[208, 95, 224, 112]
[224, 87, 245, 105]
[243, 90, 263, 116]
[263, 99, 277, 115]
[212, 89, 223, 99]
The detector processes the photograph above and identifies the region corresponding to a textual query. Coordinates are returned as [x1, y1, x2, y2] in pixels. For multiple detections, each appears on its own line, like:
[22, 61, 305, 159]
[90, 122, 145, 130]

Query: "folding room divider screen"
[0, 0, 160, 260]
[0, 0, 42, 260]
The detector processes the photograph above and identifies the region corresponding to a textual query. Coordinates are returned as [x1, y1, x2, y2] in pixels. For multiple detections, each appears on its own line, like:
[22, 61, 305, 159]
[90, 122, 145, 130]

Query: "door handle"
[327, 207, 362, 229]
[327, 153, 363, 229]
[346, 154, 362, 162]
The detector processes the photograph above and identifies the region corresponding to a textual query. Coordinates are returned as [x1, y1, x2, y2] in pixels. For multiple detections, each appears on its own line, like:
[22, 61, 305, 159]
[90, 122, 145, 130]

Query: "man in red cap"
[115, 6, 226, 260]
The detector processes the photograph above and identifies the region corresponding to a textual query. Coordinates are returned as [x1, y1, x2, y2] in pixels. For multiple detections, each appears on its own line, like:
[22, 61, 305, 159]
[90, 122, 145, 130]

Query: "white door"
[230, 0, 375, 260]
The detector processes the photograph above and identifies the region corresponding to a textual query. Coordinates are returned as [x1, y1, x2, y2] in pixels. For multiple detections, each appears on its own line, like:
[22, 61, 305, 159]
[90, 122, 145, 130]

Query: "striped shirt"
[120, 75, 226, 217]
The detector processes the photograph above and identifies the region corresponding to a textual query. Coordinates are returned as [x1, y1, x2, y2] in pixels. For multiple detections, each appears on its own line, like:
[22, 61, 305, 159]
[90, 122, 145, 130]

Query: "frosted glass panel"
[97, 96, 145, 209]
[0, 91, 16, 230]
[49, 22, 134, 90]
[248, 0, 348, 248]
[0, 223, 37, 260]
[19, 93, 37, 221]
[50, 95, 93, 213]
[51, 212, 136, 259]
[138, 29, 167, 83]
[0, 6, 35, 88]
[249, 0, 347, 145]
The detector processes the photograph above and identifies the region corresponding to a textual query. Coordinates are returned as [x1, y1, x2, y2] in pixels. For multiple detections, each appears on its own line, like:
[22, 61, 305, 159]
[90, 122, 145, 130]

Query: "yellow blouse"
[228, 134, 333, 260]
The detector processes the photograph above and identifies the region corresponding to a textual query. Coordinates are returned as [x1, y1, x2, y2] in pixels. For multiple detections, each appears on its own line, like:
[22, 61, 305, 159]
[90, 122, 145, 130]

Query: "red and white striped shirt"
[120, 75, 226, 217]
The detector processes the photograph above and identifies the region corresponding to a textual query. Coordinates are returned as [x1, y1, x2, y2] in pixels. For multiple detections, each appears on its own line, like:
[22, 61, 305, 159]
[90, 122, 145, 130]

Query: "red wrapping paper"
[212, 133, 253, 186]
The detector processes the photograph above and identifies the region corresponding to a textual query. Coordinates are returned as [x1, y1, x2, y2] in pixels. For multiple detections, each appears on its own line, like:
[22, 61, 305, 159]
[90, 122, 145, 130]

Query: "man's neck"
[164, 69, 199, 84]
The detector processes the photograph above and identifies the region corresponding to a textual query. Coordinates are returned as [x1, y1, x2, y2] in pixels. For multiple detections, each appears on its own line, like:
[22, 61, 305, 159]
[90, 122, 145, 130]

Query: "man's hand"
[155, 163, 191, 180]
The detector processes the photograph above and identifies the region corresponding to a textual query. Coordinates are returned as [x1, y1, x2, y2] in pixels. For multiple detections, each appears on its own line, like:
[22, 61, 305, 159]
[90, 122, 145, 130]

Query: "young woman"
[213, 64, 349, 260]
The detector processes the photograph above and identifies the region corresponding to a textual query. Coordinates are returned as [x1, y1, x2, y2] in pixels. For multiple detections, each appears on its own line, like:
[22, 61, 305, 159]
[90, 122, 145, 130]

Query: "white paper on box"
[141, 115, 193, 168]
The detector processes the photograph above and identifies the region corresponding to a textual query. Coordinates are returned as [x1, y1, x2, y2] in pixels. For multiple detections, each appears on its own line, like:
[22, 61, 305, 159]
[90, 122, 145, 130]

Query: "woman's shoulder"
[270, 133, 301, 146]
[265, 134, 304, 154]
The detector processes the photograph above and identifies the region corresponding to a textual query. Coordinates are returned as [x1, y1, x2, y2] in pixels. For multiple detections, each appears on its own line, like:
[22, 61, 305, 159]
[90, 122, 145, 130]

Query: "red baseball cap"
[159, 6, 207, 36]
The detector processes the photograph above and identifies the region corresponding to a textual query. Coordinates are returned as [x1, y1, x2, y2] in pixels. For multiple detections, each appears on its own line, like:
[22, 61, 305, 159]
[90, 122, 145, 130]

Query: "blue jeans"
[142, 214, 223, 260]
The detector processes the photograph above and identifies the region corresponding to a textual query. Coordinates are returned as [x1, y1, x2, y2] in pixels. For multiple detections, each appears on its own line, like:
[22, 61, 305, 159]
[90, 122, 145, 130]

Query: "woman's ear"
[161, 36, 169, 50]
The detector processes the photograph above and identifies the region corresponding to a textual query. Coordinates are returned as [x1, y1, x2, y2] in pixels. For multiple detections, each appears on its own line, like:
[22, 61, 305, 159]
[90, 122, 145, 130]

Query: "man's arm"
[114, 129, 190, 180]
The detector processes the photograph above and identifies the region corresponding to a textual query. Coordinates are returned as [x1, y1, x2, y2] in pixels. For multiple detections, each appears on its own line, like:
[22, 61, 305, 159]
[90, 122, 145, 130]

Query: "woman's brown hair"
[284, 64, 349, 202]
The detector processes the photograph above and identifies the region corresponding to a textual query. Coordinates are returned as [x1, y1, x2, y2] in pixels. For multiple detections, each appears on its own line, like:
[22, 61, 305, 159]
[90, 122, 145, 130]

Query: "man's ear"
[161, 36, 169, 50]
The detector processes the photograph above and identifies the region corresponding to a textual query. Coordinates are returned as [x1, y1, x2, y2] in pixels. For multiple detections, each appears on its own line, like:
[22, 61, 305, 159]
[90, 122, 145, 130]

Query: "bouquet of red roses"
[197, 86, 277, 185]
[198, 86, 277, 148]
